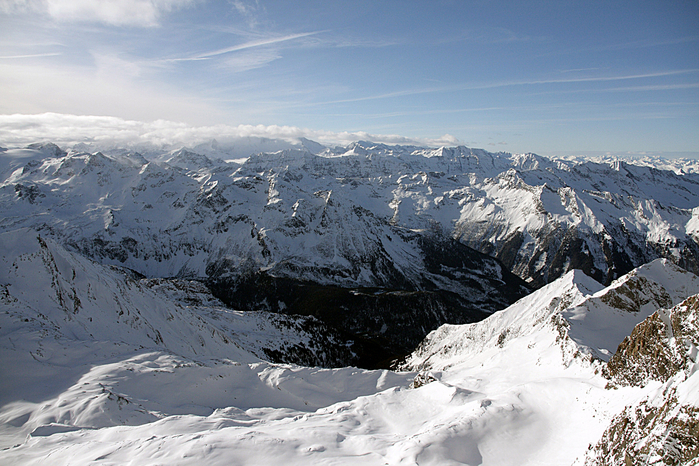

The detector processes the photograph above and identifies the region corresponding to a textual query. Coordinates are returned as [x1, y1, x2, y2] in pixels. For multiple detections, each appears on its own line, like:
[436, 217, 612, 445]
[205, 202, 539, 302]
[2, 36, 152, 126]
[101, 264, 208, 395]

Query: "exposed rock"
[582, 295, 699, 465]
[410, 371, 437, 388]
[582, 395, 699, 466]
[605, 295, 699, 387]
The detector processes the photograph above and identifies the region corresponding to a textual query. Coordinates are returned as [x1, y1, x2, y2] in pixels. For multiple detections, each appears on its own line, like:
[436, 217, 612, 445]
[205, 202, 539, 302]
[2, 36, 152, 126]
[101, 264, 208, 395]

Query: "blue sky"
[1, 0, 698, 155]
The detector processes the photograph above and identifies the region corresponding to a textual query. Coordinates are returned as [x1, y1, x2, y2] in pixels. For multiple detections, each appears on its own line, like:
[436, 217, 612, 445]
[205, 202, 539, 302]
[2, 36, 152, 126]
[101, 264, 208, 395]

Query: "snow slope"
[3, 233, 699, 464]
[402, 258, 699, 373]
[0, 228, 355, 365]
[0, 228, 412, 451]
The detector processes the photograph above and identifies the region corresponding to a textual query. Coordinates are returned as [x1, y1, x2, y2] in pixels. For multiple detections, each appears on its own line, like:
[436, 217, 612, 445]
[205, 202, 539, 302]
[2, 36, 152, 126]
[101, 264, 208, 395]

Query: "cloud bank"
[0, 113, 461, 152]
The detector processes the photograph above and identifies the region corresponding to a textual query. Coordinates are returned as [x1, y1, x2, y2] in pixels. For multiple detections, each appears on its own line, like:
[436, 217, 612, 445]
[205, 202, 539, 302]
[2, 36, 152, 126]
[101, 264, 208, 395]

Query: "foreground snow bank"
[2, 232, 699, 464]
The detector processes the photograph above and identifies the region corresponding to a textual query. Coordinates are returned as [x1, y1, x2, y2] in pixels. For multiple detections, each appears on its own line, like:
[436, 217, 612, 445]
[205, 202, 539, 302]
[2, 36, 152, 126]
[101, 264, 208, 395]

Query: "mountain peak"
[25, 142, 66, 158]
[298, 137, 325, 155]
[166, 148, 215, 171]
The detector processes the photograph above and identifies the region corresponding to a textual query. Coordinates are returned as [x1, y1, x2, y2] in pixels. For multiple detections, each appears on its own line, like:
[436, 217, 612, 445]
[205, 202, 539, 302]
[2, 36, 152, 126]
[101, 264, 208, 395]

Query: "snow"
[561, 259, 699, 359]
[2, 226, 698, 464]
[2, 142, 698, 289]
[677, 367, 699, 407]
[688, 207, 699, 238]
[2, 142, 699, 464]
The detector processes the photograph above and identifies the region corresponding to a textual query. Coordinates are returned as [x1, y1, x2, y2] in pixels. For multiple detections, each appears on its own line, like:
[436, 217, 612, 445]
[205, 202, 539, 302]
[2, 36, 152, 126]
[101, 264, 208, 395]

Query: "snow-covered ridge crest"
[401, 269, 602, 371]
[402, 259, 699, 373]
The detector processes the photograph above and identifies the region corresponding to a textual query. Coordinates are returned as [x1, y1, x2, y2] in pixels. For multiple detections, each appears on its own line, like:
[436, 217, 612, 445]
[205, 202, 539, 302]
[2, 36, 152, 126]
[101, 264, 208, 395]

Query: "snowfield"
[2, 227, 699, 464]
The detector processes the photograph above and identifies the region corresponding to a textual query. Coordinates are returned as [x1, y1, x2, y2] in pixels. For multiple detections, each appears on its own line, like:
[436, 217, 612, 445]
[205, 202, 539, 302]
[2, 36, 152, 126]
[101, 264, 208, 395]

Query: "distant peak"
[26, 142, 66, 158]
[167, 148, 213, 168]
[298, 137, 325, 155]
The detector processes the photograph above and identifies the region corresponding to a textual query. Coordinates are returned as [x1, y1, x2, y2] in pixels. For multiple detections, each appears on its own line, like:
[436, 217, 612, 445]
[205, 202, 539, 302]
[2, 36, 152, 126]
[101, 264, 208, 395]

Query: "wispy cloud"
[0, 53, 62, 59]
[508, 70, 699, 86]
[296, 106, 509, 119]
[601, 35, 699, 51]
[0, 0, 37, 14]
[324, 37, 399, 48]
[525, 82, 699, 97]
[432, 26, 545, 47]
[215, 49, 282, 72]
[600, 83, 699, 92]
[558, 68, 603, 74]
[230, 0, 264, 29]
[316, 69, 699, 105]
[168, 31, 323, 62]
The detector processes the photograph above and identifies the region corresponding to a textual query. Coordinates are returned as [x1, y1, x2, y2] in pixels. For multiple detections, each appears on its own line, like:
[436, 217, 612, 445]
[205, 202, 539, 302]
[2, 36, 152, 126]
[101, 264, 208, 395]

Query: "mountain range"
[3, 141, 698, 288]
[1, 139, 699, 464]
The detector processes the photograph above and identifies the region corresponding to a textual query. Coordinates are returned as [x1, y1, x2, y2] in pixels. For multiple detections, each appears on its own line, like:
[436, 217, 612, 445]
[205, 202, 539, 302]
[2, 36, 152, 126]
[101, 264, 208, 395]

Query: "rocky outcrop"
[582, 295, 699, 465]
[583, 395, 699, 466]
[604, 295, 699, 388]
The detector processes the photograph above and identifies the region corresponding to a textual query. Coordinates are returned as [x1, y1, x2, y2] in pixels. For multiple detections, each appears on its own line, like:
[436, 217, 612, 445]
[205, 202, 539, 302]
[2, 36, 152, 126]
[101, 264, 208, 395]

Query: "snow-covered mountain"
[2, 139, 699, 463]
[2, 141, 698, 291]
[4, 139, 699, 365]
[401, 258, 699, 372]
[2, 230, 698, 464]
[0, 229, 355, 370]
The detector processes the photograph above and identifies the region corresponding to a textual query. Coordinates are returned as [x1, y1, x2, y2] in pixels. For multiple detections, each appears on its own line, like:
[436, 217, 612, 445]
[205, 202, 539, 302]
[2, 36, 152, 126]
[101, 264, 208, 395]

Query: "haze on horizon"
[0, 0, 698, 158]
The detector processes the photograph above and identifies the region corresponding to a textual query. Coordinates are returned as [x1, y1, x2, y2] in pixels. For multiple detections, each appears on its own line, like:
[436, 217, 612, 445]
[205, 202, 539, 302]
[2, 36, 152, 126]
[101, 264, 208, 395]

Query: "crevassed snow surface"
[2, 228, 699, 465]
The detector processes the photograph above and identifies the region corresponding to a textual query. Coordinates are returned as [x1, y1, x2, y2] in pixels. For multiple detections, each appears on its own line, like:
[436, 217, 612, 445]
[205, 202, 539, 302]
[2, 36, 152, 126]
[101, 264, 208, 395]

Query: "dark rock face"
[239, 313, 357, 368]
[584, 295, 699, 465]
[466, 222, 699, 289]
[203, 229, 530, 368]
[584, 398, 699, 466]
[210, 277, 484, 369]
[14, 184, 45, 204]
[605, 295, 698, 387]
